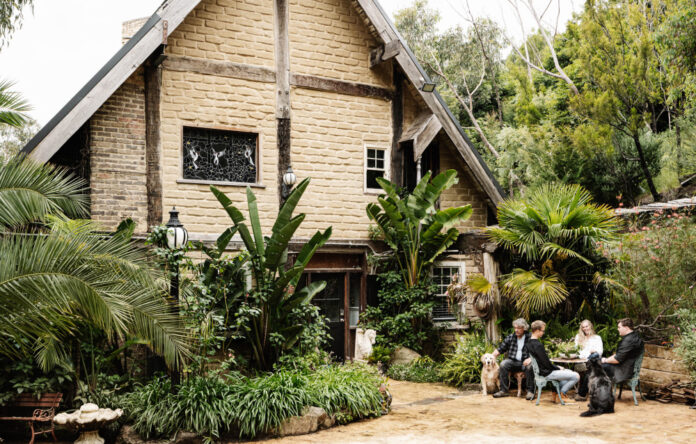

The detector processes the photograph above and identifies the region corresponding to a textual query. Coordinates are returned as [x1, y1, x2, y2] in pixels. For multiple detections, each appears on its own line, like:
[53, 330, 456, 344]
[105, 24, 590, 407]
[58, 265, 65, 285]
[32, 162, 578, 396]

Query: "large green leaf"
[265, 214, 305, 271]
[246, 187, 265, 257]
[290, 227, 332, 287]
[210, 186, 256, 256]
[273, 178, 310, 234]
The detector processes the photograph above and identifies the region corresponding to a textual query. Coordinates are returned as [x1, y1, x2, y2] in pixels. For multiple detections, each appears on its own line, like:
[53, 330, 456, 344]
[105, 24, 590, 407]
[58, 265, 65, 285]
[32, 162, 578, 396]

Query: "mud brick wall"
[640, 344, 692, 390]
[89, 69, 148, 232]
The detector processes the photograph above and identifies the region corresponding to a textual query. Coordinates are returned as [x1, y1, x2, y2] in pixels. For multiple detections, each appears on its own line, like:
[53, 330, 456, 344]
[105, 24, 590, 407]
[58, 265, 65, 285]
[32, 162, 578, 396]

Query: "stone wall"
[89, 69, 148, 231]
[640, 344, 692, 390]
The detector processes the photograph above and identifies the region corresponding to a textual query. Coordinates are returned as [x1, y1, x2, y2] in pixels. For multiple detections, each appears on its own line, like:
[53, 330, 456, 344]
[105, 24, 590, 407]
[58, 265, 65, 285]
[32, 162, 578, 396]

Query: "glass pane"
[349, 274, 361, 327]
[312, 273, 344, 323]
[367, 148, 377, 160]
[432, 266, 459, 321]
[376, 159, 384, 169]
[183, 127, 257, 183]
[375, 150, 384, 160]
[366, 169, 383, 189]
[367, 158, 375, 168]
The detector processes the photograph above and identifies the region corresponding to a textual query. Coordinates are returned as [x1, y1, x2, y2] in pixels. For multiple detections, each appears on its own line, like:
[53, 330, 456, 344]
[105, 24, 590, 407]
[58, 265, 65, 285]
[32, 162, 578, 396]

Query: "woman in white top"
[574, 319, 603, 359]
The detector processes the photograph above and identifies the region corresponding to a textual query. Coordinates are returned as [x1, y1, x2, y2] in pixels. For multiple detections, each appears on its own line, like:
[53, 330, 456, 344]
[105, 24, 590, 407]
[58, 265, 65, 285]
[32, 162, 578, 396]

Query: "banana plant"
[366, 169, 472, 288]
[211, 178, 332, 370]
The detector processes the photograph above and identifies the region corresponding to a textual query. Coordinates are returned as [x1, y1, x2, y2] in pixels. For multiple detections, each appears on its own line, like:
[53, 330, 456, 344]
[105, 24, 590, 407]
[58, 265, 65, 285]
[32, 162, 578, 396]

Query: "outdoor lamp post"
[165, 207, 188, 301]
[281, 166, 297, 200]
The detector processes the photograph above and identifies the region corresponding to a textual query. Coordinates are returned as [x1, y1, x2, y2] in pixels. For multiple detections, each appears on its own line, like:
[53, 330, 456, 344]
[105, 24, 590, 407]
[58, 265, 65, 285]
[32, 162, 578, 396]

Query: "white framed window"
[364, 145, 389, 192]
[432, 261, 466, 322]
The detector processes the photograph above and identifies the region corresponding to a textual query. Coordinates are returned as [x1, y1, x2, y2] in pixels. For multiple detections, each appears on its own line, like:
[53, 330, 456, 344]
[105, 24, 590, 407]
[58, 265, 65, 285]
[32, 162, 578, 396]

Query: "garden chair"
[612, 350, 646, 406]
[529, 356, 565, 406]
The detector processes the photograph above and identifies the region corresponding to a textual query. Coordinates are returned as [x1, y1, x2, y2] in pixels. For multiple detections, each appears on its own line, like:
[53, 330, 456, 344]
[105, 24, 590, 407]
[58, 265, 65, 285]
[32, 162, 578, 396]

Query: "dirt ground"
[262, 380, 696, 444]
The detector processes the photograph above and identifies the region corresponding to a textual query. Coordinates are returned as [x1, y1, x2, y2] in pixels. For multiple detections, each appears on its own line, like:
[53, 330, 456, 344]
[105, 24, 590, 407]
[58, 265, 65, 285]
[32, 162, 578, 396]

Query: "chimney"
[121, 18, 149, 45]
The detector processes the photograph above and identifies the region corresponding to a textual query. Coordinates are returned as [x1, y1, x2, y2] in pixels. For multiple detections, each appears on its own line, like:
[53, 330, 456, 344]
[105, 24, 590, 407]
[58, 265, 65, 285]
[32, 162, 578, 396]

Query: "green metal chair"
[612, 351, 646, 406]
[529, 356, 565, 406]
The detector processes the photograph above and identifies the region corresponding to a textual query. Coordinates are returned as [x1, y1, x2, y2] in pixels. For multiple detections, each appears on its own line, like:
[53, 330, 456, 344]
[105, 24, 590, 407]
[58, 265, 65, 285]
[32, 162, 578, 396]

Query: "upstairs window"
[183, 127, 258, 183]
[365, 146, 388, 191]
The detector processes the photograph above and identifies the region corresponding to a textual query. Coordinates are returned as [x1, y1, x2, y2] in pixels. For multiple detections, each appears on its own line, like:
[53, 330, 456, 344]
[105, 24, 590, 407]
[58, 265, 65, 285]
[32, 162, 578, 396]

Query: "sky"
[0, 0, 580, 127]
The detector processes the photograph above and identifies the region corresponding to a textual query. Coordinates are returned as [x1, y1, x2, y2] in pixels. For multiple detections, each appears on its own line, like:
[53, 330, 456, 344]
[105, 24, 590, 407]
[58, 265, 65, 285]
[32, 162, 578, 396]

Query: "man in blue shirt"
[492, 318, 535, 400]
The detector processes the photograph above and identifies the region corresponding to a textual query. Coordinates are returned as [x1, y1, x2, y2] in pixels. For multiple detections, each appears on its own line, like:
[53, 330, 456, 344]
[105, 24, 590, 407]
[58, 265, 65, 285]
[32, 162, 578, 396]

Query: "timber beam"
[369, 41, 400, 68]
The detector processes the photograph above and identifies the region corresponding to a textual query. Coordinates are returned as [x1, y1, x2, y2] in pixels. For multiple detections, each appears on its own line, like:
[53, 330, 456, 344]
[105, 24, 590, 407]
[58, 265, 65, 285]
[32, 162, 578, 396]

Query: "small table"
[550, 357, 587, 366]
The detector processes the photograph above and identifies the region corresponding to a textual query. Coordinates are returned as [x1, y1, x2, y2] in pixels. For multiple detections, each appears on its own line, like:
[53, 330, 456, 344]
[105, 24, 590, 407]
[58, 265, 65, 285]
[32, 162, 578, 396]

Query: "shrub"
[361, 271, 438, 352]
[124, 364, 385, 441]
[676, 309, 696, 385]
[439, 332, 494, 387]
[387, 357, 442, 383]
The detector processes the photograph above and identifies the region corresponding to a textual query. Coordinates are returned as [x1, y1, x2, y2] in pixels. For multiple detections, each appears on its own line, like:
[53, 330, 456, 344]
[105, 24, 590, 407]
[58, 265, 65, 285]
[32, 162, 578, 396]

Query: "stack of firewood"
[650, 382, 696, 404]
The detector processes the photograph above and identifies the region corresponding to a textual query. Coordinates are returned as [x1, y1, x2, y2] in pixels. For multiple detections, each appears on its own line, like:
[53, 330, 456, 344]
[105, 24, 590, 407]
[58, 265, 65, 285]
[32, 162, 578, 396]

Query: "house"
[21, 0, 505, 358]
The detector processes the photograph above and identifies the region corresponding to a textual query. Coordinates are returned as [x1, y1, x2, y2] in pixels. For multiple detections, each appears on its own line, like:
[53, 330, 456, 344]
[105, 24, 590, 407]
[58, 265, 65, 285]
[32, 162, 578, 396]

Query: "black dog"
[580, 356, 614, 417]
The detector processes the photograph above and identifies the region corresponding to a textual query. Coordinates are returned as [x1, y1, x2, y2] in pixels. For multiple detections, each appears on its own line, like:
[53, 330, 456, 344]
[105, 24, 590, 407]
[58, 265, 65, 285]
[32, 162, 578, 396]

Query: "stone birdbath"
[53, 403, 123, 444]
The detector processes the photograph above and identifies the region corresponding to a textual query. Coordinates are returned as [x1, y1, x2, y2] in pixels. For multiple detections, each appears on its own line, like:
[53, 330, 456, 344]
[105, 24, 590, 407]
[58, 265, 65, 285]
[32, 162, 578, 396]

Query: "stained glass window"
[182, 127, 258, 183]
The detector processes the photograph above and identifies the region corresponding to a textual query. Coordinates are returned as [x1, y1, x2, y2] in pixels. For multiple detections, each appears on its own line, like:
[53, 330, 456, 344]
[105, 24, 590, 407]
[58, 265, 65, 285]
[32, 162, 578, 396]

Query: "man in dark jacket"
[524, 320, 580, 404]
[491, 318, 535, 400]
[601, 318, 644, 382]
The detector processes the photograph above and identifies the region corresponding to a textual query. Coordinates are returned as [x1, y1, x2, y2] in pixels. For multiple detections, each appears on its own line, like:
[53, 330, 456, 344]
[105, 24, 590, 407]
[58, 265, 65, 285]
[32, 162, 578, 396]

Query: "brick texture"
[166, 0, 275, 67]
[289, 0, 391, 87]
[89, 69, 148, 232]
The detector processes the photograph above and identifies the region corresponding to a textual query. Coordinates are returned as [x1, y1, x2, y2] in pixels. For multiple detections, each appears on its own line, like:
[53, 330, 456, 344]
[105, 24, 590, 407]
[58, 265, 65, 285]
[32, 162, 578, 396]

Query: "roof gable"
[21, 0, 503, 203]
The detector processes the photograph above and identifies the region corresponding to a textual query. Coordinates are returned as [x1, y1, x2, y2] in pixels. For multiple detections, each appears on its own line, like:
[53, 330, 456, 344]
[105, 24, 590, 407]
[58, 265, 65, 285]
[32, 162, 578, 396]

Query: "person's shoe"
[559, 393, 575, 404]
[525, 391, 535, 401]
[551, 391, 559, 403]
[492, 390, 509, 398]
[574, 394, 587, 402]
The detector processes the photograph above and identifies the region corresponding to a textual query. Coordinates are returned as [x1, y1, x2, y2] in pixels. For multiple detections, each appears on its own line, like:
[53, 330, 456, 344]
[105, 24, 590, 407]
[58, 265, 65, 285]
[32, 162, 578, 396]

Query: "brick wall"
[641, 344, 692, 390]
[160, 69, 279, 235]
[89, 69, 148, 232]
[290, 87, 391, 239]
[167, 0, 275, 67]
[439, 138, 488, 230]
[289, 0, 391, 87]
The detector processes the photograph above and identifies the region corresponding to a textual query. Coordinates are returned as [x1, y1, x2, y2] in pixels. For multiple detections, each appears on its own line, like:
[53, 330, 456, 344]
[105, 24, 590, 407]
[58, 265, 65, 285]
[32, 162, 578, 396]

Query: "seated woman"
[574, 319, 603, 401]
[523, 320, 580, 403]
[575, 319, 603, 360]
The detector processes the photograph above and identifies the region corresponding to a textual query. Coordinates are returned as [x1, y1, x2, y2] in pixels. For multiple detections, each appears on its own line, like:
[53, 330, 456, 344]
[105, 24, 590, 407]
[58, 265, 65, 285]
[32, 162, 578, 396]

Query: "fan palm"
[0, 79, 31, 128]
[487, 183, 618, 314]
[0, 159, 188, 370]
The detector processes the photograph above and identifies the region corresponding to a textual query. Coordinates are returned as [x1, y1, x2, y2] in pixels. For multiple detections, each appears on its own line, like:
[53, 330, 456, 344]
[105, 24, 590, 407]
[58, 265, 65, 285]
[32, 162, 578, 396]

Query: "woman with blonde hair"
[574, 319, 603, 401]
[574, 319, 603, 359]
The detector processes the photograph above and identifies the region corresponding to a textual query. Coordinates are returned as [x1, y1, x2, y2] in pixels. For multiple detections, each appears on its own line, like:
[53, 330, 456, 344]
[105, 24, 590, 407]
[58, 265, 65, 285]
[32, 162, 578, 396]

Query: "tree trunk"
[483, 252, 501, 343]
[633, 134, 660, 201]
[676, 122, 682, 179]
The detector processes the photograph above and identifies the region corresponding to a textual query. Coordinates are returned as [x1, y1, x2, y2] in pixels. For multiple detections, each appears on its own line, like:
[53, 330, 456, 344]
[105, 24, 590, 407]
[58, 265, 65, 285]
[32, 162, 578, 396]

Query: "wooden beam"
[144, 61, 163, 228]
[290, 73, 393, 101]
[162, 56, 276, 83]
[275, 0, 291, 202]
[391, 66, 404, 187]
[369, 41, 400, 68]
[399, 112, 442, 160]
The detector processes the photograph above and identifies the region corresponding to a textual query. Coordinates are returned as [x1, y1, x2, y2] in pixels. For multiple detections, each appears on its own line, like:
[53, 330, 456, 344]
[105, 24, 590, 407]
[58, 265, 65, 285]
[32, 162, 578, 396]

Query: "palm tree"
[487, 183, 619, 314]
[0, 158, 189, 370]
[0, 79, 31, 127]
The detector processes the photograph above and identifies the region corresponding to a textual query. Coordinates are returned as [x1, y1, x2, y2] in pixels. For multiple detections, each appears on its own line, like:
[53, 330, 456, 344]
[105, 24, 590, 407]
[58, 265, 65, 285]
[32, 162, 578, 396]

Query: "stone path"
[261, 380, 696, 443]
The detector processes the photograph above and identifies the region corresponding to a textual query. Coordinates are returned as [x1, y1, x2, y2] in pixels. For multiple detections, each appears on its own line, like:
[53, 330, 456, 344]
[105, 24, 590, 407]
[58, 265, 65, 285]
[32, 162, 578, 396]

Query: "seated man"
[600, 317, 644, 382]
[523, 320, 580, 404]
[492, 318, 535, 400]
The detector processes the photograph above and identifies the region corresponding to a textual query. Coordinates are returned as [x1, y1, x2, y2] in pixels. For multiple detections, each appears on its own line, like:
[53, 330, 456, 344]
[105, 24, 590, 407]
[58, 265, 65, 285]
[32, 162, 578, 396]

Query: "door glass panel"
[349, 274, 361, 327]
[312, 273, 344, 323]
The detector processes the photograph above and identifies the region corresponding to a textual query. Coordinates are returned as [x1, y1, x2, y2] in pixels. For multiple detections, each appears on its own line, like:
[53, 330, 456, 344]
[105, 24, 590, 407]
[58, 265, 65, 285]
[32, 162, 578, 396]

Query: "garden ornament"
[446, 273, 467, 322]
[53, 403, 123, 444]
[354, 328, 377, 361]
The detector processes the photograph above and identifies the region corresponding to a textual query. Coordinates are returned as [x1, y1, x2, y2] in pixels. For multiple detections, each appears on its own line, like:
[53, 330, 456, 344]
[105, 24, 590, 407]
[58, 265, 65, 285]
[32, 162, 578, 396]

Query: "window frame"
[177, 125, 264, 187]
[431, 260, 466, 323]
[364, 144, 390, 194]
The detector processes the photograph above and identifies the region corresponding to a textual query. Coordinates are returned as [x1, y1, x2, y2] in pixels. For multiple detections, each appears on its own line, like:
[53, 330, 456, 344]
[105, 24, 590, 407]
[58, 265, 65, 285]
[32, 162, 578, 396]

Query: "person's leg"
[602, 363, 616, 380]
[523, 363, 535, 393]
[547, 369, 580, 394]
[497, 359, 514, 392]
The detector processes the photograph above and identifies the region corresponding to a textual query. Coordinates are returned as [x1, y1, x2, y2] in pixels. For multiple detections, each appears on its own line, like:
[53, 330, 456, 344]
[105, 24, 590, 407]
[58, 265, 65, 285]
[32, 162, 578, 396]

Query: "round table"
[550, 357, 587, 366]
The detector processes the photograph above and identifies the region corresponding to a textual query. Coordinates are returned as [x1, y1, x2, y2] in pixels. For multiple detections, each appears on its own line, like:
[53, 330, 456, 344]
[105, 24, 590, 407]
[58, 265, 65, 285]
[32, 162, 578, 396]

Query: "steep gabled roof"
[22, 0, 504, 203]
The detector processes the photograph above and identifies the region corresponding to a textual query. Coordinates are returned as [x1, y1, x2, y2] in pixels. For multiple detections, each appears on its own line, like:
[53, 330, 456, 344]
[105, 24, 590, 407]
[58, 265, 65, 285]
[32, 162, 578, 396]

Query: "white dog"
[480, 353, 500, 396]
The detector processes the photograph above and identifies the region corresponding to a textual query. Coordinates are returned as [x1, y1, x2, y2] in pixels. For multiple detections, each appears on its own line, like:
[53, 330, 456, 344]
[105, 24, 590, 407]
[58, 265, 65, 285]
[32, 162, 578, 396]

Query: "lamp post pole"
[165, 207, 188, 388]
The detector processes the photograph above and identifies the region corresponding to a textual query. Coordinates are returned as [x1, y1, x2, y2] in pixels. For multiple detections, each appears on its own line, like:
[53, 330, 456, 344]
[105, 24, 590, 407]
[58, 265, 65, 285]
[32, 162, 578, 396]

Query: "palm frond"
[0, 79, 31, 127]
[0, 157, 89, 229]
[501, 268, 568, 314]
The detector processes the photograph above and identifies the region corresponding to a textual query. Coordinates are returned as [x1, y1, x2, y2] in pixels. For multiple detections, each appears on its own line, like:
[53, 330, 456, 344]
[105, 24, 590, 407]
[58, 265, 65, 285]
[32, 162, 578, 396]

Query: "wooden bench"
[0, 392, 62, 444]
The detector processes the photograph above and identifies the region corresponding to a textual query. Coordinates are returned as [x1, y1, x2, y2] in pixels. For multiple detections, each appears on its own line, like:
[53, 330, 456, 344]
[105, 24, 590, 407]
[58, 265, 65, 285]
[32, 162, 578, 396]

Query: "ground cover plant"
[124, 364, 385, 441]
[439, 331, 494, 388]
[387, 357, 443, 383]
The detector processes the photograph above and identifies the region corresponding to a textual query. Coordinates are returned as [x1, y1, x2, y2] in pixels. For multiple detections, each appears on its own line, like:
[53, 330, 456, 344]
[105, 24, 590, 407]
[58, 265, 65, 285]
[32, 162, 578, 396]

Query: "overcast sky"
[0, 0, 579, 127]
